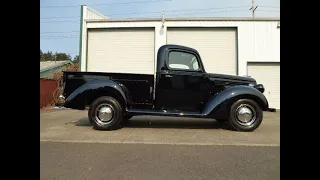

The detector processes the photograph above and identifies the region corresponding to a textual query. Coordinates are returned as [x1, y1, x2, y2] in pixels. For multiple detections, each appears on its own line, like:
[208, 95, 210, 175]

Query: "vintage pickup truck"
[61, 44, 272, 132]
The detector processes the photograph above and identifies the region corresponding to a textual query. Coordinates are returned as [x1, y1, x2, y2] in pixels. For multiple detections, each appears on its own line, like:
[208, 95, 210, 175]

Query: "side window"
[168, 51, 200, 71]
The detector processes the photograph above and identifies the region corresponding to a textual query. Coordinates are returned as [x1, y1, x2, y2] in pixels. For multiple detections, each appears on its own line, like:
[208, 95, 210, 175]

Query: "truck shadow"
[74, 118, 91, 126]
[74, 116, 233, 130]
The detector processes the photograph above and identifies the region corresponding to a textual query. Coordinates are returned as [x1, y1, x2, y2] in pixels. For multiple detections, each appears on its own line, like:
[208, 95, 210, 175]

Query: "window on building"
[168, 51, 199, 71]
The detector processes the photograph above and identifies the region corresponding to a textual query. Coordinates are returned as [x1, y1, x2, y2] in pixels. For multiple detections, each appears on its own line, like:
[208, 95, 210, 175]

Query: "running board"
[267, 108, 277, 112]
[126, 109, 203, 118]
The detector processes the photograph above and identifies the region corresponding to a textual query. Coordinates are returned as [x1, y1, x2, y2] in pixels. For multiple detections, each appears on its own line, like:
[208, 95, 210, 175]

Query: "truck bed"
[63, 71, 154, 108]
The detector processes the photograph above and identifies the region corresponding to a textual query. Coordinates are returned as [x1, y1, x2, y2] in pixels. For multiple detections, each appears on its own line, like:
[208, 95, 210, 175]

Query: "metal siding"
[252, 22, 279, 62]
[167, 27, 237, 75]
[86, 17, 280, 22]
[40, 67, 62, 79]
[87, 28, 155, 74]
[274, 27, 280, 61]
[247, 62, 280, 109]
[86, 7, 108, 20]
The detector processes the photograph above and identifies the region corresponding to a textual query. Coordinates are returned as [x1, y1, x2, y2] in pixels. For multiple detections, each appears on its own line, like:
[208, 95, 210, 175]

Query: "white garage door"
[247, 62, 280, 109]
[87, 28, 155, 74]
[167, 27, 237, 75]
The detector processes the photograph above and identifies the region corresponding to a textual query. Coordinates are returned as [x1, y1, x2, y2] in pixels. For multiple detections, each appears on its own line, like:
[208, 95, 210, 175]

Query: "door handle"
[165, 74, 173, 78]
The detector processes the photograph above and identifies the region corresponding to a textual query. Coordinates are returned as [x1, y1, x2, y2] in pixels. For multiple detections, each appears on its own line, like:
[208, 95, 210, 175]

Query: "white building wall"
[80, 7, 280, 76]
[79, 6, 108, 71]
[164, 21, 279, 75]
[86, 7, 108, 20]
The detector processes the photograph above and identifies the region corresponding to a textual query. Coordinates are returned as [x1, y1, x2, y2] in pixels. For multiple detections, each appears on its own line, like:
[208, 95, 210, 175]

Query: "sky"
[40, 0, 280, 59]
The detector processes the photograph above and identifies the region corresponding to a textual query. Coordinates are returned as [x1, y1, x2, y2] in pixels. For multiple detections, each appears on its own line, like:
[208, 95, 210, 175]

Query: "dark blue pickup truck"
[61, 44, 272, 131]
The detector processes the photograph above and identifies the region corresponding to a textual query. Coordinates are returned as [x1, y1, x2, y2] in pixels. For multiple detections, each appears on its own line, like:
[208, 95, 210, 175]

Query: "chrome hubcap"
[96, 104, 114, 123]
[235, 104, 256, 126]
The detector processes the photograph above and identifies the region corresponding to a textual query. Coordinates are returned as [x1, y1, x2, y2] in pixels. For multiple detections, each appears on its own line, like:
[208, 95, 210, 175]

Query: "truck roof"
[157, 44, 201, 72]
[158, 44, 198, 53]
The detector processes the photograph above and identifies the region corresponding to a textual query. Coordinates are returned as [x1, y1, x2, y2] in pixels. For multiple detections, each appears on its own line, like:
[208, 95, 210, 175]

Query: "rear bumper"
[55, 95, 66, 107]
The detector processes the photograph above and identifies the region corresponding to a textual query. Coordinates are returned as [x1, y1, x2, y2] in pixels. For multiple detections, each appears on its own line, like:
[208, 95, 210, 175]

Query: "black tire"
[228, 99, 263, 132]
[88, 96, 123, 130]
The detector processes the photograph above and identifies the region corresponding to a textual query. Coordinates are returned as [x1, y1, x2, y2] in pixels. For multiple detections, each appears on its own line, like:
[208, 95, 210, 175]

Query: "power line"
[40, 52, 79, 55]
[40, 9, 250, 24]
[156, 9, 249, 17]
[40, 6, 249, 19]
[107, 6, 250, 16]
[40, 16, 79, 20]
[40, 0, 172, 8]
[41, 37, 79, 39]
[40, 31, 79, 34]
[40, 9, 248, 36]
[258, 10, 280, 12]
[40, 20, 79, 23]
[40, 34, 79, 39]
[40, 7, 251, 23]
[40, 35, 78, 38]
[259, 6, 280, 9]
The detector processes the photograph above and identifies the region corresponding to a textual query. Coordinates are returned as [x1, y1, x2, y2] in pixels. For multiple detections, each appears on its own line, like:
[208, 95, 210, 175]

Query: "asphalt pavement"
[40, 109, 280, 180]
[40, 109, 280, 146]
[40, 142, 280, 180]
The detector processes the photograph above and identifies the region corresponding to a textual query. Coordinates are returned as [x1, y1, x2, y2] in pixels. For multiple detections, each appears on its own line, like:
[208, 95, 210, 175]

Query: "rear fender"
[64, 79, 129, 110]
[202, 85, 269, 119]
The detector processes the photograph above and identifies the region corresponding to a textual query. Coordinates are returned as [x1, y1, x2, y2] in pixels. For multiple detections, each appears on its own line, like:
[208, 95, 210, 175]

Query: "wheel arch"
[86, 87, 127, 109]
[227, 94, 269, 111]
[64, 79, 130, 110]
[202, 85, 269, 119]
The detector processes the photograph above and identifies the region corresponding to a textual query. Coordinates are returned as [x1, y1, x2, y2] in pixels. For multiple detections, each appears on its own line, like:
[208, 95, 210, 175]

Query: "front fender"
[202, 85, 269, 118]
[64, 79, 128, 110]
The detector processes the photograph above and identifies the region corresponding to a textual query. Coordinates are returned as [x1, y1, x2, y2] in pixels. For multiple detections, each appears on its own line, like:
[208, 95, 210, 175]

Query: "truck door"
[155, 50, 209, 112]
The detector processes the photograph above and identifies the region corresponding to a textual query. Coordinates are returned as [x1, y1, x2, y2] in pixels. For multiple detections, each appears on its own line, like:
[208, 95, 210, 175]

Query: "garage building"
[79, 6, 280, 109]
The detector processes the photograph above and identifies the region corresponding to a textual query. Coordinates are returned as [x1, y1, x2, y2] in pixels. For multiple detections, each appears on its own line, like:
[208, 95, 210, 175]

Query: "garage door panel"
[87, 28, 155, 74]
[247, 63, 280, 109]
[167, 27, 237, 75]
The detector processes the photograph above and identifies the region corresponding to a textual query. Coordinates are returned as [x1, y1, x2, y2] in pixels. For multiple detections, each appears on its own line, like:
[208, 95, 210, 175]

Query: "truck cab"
[61, 44, 270, 132]
[155, 45, 209, 112]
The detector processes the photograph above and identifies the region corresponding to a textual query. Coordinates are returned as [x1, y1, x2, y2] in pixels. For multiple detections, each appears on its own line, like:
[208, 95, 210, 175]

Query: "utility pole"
[250, 0, 258, 18]
[252, 0, 255, 18]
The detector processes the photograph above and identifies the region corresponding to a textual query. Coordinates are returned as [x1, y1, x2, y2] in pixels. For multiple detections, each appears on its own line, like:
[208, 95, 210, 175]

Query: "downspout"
[78, 5, 84, 71]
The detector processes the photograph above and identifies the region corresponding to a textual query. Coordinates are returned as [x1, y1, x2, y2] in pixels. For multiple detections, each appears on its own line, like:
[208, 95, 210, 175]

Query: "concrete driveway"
[40, 108, 280, 146]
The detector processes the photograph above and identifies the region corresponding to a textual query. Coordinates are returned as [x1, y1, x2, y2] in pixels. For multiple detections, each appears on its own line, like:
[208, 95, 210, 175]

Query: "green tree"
[40, 49, 43, 61]
[54, 52, 72, 61]
[42, 51, 54, 61]
[73, 55, 79, 63]
[40, 50, 74, 62]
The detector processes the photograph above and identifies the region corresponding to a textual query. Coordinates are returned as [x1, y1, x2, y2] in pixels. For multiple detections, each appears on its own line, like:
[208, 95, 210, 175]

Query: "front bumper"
[253, 84, 265, 93]
[267, 108, 276, 112]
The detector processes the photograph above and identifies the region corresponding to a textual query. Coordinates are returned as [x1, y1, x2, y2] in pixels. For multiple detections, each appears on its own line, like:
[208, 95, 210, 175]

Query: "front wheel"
[88, 96, 123, 130]
[228, 99, 263, 132]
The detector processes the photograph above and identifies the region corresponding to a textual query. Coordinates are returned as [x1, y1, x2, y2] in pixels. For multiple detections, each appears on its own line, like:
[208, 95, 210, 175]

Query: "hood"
[207, 73, 257, 85]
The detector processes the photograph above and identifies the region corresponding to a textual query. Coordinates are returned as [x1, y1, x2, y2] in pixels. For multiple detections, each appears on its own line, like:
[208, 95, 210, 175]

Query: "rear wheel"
[88, 96, 123, 130]
[228, 99, 263, 132]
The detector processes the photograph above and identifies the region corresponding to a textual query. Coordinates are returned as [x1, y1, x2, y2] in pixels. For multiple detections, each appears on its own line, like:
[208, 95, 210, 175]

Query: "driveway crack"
[121, 128, 134, 143]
